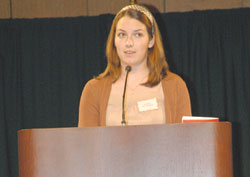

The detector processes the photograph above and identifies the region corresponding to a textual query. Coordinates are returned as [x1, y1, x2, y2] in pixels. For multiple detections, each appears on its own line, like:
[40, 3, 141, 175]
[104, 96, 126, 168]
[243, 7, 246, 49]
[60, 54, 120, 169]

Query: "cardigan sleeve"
[78, 79, 100, 127]
[175, 77, 192, 123]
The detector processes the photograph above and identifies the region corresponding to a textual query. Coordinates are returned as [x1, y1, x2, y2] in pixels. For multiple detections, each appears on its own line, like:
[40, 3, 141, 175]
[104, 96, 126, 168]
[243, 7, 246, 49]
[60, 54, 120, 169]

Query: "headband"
[116, 4, 155, 34]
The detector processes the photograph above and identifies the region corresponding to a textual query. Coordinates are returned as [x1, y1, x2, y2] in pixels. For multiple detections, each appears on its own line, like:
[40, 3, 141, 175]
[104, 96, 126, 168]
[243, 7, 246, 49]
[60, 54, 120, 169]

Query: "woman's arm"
[78, 80, 100, 127]
[176, 77, 192, 122]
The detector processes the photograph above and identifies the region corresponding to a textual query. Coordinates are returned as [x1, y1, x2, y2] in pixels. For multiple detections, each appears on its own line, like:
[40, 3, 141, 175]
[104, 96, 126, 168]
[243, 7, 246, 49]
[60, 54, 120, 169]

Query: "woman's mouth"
[124, 50, 136, 55]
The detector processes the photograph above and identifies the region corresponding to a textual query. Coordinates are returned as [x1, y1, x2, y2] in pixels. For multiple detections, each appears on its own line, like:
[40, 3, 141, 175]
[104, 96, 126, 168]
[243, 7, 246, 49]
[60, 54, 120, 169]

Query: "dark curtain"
[0, 8, 249, 177]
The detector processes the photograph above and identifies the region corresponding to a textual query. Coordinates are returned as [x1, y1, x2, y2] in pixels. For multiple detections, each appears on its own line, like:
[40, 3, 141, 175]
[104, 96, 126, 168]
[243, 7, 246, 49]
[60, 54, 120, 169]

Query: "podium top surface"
[18, 121, 231, 132]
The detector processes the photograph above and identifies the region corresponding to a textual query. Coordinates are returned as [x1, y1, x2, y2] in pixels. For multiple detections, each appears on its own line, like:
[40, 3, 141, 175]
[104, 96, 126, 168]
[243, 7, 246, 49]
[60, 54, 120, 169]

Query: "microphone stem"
[121, 69, 130, 126]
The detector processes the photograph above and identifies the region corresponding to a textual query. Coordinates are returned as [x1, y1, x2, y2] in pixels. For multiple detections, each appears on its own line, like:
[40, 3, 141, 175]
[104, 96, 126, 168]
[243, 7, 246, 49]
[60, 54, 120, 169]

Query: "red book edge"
[182, 117, 219, 123]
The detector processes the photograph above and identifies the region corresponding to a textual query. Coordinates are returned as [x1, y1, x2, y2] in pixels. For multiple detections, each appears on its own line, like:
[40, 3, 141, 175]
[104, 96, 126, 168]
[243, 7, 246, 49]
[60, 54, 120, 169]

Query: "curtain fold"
[0, 9, 249, 177]
[0, 20, 21, 177]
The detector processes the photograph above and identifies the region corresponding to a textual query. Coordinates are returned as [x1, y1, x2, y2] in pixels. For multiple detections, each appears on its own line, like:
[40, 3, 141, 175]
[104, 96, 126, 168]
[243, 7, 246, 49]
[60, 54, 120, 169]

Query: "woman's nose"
[125, 36, 133, 47]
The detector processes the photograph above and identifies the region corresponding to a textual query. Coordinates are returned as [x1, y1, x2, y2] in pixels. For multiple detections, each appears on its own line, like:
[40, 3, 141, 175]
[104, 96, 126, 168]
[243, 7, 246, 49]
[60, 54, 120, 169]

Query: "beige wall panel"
[87, 0, 164, 16]
[0, 0, 10, 18]
[88, 0, 128, 16]
[137, 0, 164, 13]
[12, 0, 87, 18]
[166, 0, 242, 12]
[243, 0, 250, 7]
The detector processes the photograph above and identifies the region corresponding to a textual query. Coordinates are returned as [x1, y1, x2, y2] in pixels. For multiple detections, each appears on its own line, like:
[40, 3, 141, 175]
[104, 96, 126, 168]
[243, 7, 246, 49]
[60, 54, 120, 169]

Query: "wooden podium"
[18, 122, 233, 177]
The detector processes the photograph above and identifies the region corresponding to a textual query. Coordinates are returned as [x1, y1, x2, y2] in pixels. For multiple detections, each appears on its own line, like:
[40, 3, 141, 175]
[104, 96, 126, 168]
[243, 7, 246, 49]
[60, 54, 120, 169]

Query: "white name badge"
[137, 98, 158, 112]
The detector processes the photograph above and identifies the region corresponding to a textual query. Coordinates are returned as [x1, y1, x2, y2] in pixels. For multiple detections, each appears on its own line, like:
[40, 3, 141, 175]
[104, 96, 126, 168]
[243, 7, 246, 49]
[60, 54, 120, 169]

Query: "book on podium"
[182, 116, 219, 123]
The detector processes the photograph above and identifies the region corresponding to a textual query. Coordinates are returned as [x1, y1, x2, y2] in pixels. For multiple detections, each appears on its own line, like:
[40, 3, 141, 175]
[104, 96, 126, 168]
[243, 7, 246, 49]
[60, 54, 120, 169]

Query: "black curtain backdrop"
[0, 8, 249, 177]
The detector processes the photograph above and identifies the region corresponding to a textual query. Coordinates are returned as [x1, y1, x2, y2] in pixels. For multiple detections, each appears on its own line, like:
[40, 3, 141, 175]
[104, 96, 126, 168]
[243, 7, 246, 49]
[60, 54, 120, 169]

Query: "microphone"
[121, 65, 132, 126]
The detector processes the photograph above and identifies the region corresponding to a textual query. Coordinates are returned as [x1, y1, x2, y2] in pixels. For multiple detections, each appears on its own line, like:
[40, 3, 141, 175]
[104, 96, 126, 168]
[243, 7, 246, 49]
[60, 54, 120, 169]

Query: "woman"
[78, 4, 191, 127]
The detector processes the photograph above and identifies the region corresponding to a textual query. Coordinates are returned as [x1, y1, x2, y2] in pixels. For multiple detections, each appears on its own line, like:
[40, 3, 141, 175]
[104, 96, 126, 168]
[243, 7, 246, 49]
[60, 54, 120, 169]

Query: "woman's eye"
[135, 33, 143, 38]
[118, 33, 125, 38]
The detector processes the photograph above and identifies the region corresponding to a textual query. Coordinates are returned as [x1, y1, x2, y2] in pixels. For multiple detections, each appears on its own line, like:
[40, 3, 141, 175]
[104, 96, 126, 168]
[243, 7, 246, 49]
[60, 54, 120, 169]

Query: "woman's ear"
[148, 35, 155, 48]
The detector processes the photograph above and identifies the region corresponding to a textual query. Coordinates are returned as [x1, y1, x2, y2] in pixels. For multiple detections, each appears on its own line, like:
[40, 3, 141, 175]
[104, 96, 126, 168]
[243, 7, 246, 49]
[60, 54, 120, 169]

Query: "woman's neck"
[120, 64, 149, 85]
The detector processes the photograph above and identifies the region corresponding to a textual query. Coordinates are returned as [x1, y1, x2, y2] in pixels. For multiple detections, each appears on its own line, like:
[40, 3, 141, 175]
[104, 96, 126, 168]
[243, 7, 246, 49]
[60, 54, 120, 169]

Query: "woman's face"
[114, 16, 154, 69]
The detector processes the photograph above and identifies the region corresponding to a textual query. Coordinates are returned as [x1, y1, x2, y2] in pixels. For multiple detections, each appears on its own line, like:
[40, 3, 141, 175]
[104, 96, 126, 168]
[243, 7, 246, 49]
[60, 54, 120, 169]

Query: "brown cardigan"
[78, 72, 191, 127]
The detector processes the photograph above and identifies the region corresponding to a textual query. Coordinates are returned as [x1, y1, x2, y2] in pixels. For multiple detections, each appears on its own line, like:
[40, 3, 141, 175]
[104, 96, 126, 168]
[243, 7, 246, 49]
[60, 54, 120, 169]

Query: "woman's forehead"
[116, 16, 146, 31]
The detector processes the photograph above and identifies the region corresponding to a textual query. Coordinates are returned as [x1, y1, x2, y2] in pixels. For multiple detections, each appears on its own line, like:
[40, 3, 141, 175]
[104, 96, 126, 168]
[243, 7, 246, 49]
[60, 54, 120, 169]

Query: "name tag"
[137, 98, 158, 112]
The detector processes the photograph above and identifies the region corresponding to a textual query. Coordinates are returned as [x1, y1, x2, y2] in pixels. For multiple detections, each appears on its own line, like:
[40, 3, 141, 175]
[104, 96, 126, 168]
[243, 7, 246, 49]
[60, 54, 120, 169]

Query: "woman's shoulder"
[84, 76, 112, 90]
[163, 71, 185, 83]
[161, 71, 189, 95]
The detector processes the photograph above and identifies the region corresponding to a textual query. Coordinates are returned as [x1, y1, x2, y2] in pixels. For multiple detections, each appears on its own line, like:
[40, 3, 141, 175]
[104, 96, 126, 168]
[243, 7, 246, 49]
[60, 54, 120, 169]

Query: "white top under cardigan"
[106, 82, 165, 126]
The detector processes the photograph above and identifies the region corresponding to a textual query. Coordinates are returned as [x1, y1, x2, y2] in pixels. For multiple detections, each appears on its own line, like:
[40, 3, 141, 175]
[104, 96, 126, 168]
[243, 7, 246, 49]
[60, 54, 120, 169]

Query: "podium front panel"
[18, 122, 233, 177]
